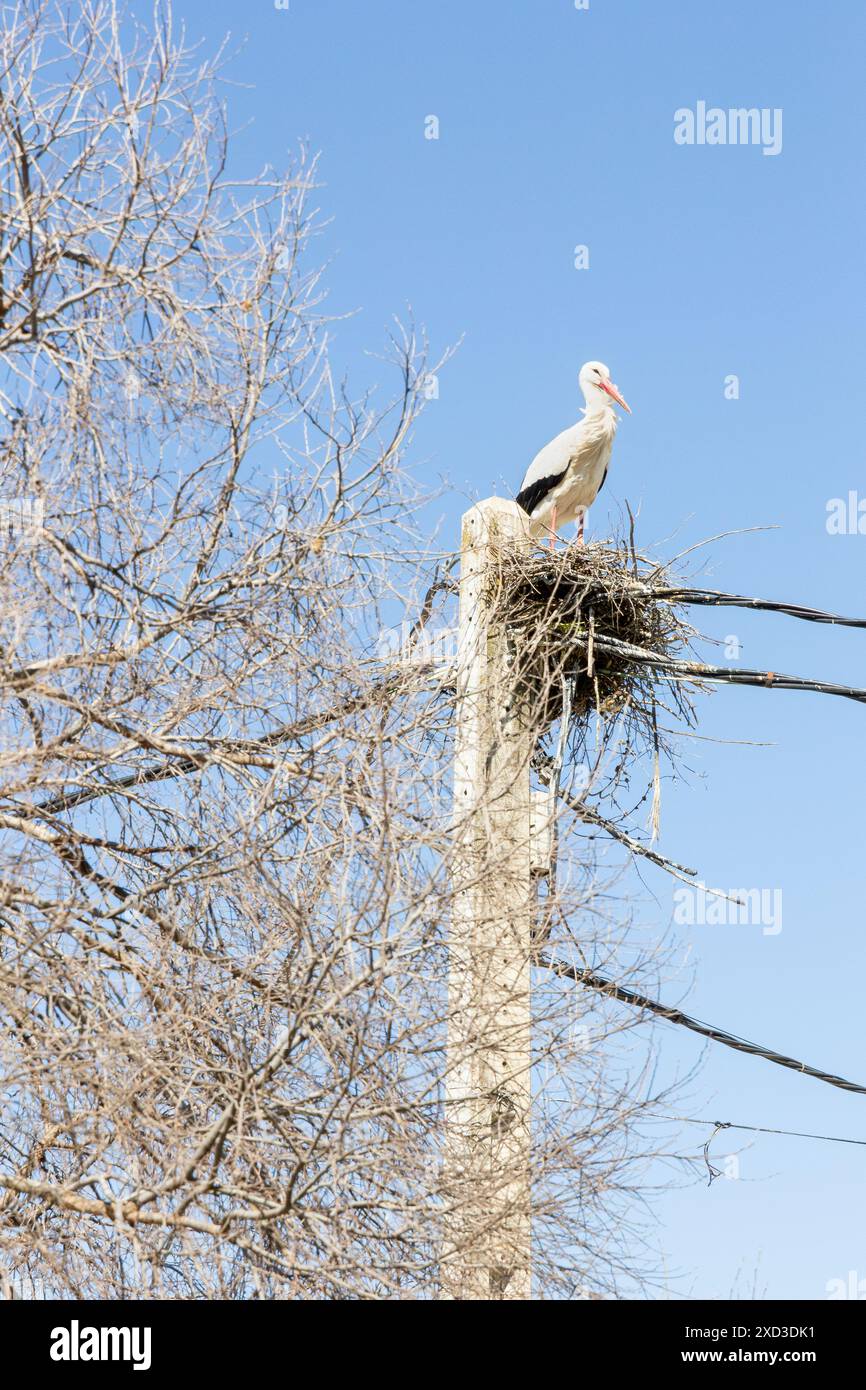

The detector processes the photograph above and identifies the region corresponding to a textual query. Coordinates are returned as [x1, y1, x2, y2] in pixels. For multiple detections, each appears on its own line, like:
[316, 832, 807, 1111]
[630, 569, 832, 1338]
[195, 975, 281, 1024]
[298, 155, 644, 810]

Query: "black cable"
[662, 1115, 866, 1146]
[579, 633, 866, 707]
[652, 587, 866, 630]
[536, 953, 866, 1096]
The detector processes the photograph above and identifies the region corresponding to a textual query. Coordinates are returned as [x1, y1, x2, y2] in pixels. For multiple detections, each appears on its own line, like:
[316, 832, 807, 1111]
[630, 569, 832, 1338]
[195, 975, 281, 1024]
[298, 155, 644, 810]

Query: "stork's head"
[579, 361, 631, 415]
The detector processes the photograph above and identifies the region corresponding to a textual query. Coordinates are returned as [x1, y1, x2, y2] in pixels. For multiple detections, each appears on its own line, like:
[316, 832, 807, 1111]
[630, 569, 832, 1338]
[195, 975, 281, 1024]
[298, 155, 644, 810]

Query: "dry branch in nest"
[483, 527, 866, 902]
[491, 539, 700, 743]
[490, 536, 866, 748]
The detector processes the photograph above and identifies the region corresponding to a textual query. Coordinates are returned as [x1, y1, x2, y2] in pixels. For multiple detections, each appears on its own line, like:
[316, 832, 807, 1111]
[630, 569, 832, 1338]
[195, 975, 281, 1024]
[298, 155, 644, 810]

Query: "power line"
[576, 631, 866, 708]
[660, 1116, 866, 1186]
[536, 952, 866, 1097]
[662, 1116, 866, 1147]
[651, 585, 866, 630]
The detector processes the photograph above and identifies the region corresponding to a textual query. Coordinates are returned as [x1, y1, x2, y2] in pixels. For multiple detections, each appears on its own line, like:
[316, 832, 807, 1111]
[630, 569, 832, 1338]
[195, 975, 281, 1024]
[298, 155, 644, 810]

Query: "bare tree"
[0, 1, 686, 1301]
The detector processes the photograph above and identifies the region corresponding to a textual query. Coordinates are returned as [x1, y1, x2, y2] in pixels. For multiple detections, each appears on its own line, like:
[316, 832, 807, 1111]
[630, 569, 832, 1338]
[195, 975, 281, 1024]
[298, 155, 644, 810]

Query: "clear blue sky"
[156, 0, 866, 1299]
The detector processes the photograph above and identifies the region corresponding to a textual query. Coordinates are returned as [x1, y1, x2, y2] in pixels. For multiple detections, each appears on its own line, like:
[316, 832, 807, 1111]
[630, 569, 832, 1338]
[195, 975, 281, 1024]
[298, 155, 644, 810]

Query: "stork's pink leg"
[549, 504, 557, 551]
[577, 510, 585, 545]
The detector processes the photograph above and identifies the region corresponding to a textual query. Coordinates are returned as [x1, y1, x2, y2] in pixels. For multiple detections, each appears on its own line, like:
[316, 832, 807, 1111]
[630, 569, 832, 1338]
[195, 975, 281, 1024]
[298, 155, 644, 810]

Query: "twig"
[558, 787, 697, 881]
[555, 785, 743, 904]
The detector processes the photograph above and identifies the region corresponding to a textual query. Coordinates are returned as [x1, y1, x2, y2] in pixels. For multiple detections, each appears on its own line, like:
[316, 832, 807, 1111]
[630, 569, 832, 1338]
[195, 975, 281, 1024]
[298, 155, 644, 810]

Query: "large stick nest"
[489, 539, 700, 739]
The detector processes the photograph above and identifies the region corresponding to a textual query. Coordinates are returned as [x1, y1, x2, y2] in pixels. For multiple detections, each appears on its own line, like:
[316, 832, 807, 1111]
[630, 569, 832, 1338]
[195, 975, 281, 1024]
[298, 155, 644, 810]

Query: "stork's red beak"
[600, 379, 631, 413]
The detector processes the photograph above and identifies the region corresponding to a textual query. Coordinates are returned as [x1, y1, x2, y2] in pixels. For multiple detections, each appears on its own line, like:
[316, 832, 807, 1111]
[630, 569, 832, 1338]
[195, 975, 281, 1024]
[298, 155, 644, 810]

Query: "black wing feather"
[515, 469, 567, 517]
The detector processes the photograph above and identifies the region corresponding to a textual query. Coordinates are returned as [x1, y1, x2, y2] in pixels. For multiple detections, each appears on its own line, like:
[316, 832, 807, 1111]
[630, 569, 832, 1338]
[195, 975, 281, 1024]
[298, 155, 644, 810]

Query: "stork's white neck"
[581, 399, 618, 427]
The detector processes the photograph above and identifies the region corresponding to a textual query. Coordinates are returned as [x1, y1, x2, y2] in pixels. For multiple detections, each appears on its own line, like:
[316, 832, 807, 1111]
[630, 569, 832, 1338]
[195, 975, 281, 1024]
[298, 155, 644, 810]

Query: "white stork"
[516, 361, 631, 546]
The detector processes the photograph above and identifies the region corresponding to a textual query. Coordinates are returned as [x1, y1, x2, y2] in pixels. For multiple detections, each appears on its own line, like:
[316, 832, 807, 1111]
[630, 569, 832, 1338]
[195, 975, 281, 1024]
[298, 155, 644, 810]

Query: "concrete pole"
[442, 498, 534, 1300]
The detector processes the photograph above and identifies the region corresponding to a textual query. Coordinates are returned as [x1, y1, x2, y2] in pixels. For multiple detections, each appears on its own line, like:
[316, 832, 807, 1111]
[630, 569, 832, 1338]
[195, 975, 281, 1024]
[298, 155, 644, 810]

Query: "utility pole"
[442, 497, 535, 1300]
